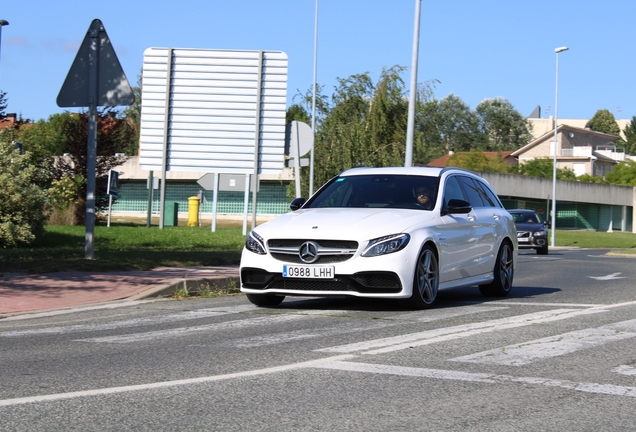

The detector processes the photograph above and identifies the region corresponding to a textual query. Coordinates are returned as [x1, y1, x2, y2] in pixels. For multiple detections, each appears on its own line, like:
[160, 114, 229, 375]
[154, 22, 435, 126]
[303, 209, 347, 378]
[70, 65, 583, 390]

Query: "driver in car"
[415, 186, 432, 209]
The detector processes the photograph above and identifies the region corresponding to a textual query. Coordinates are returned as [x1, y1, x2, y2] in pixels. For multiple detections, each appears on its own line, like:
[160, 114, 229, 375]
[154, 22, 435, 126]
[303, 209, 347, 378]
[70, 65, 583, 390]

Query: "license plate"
[283, 265, 334, 279]
[518, 237, 529, 242]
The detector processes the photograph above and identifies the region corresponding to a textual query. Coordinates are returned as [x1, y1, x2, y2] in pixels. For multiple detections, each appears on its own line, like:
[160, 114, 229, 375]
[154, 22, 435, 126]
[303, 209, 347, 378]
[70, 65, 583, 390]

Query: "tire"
[407, 244, 439, 309]
[246, 293, 285, 307]
[479, 241, 514, 297]
[537, 245, 548, 255]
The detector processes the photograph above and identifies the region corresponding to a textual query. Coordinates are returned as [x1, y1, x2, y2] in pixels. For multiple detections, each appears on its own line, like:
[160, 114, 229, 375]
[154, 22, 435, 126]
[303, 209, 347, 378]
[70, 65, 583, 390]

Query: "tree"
[311, 66, 411, 190]
[622, 116, 636, 155]
[54, 109, 135, 223]
[0, 139, 49, 247]
[604, 160, 636, 186]
[285, 104, 310, 124]
[586, 109, 621, 136]
[289, 84, 330, 127]
[121, 72, 142, 155]
[475, 97, 533, 151]
[15, 117, 66, 165]
[312, 71, 375, 189]
[446, 151, 515, 173]
[0, 90, 7, 117]
[518, 157, 576, 180]
[417, 94, 482, 156]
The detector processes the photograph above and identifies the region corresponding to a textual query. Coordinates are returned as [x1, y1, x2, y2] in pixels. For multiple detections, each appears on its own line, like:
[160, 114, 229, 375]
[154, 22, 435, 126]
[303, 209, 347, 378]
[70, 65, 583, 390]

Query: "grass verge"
[0, 224, 245, 274]
[551, 229, 636, 250]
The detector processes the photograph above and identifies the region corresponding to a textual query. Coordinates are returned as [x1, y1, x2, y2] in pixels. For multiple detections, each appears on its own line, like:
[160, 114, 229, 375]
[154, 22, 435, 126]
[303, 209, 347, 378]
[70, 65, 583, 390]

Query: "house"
[0, 113, 18, 129]
[527, 116, 630, 140]
[511, 124, 624, 177]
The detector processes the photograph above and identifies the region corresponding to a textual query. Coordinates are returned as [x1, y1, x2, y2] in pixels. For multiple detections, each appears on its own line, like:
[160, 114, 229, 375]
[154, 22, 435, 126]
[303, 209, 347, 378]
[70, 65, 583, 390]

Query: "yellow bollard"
[187, 196, 200, 227]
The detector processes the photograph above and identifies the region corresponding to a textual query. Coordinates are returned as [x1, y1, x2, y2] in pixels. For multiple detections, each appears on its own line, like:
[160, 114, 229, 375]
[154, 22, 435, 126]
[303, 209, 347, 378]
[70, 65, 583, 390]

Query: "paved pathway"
[0, 266, 239, 316]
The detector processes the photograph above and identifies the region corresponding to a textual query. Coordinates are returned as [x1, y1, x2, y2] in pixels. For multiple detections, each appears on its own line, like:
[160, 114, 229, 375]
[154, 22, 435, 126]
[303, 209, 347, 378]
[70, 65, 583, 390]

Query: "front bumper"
[241, 267, 402, 295]
[516, 231, 547, 249]
[239, 247, 415, 299]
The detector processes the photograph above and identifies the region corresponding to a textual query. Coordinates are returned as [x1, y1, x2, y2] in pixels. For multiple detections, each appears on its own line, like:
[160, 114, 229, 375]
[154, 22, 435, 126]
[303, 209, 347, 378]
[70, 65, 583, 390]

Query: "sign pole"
[251, 51, 264, 230]
[242, 173, 250, 236]
[293, 121, 302, 198]
[85, 21, 100, 260]
[107, 195, 113, 227]
[211, 173, 219, 232]
[159, 48, 174, 230]
[147, 171, 153, 227]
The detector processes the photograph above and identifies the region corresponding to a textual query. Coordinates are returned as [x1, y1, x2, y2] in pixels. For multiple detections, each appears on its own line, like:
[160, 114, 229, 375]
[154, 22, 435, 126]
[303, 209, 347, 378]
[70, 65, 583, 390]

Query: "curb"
[128, 276, 241, 300]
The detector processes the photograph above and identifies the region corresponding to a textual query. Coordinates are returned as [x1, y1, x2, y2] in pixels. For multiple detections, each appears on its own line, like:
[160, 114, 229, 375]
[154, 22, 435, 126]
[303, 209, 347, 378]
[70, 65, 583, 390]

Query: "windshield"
[511, 212, 541, 224]
[305, 175, 439, 210]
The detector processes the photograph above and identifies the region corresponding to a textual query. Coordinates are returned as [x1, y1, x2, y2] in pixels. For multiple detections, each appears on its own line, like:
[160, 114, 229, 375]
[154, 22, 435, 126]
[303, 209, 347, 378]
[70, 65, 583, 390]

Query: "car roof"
[339, 166, 477, 178]
[508, 209, 538, 214]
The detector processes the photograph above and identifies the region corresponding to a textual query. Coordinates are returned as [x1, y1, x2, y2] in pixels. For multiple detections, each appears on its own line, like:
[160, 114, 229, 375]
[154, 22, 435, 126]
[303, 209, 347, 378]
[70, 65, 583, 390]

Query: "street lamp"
[0, 20, 8, 67]
[551, 46, 568, 247]
[404, 0, 422, 167]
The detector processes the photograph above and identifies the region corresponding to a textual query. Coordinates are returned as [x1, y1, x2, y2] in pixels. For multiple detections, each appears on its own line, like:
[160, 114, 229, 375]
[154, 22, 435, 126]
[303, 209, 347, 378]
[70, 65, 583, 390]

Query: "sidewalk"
[0, 266, 240, 317]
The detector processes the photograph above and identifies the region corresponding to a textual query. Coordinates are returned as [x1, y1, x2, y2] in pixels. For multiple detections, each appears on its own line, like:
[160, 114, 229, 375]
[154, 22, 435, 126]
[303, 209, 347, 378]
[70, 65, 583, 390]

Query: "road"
[1, 249, 636, 431]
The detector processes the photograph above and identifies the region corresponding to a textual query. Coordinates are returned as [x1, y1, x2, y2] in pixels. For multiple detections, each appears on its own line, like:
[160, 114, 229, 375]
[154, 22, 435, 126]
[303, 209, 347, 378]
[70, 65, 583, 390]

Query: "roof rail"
[438, 166, 478, 177]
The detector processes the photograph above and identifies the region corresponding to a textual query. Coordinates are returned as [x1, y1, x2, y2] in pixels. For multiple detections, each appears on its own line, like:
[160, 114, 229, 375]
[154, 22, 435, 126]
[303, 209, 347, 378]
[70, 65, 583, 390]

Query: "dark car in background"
[509, 209, 549, 255]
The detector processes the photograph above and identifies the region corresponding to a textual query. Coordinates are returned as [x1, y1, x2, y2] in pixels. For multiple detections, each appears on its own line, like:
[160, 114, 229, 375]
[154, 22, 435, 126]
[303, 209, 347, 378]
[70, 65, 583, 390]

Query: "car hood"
[514, 222, 546, 231]
[253, 208, 436, 240]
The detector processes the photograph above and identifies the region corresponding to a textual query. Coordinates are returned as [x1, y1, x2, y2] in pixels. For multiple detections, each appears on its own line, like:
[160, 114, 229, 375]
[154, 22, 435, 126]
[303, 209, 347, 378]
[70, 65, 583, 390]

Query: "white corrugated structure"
[139, 48, 288, 174]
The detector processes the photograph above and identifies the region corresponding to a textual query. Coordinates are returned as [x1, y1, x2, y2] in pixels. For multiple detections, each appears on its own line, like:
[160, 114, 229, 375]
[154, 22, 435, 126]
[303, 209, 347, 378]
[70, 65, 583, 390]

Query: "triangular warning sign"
[57, 19, 135, 108]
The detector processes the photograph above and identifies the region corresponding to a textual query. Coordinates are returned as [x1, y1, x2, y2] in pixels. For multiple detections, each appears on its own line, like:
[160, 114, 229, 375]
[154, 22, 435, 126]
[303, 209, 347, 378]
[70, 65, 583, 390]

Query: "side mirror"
[443, 199, 472, 215]
[290, 197, 307, 211]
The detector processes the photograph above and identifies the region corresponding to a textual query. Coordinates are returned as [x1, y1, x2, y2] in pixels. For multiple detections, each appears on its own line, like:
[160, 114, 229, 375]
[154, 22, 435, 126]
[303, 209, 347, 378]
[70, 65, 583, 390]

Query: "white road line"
[0, 305, 256, 337]
[313, 360, 636, 398]
[493, 302, 605, 308]
[224, 323, 391, 348]
[74, 308, 353, 344]
[451, 319, 636, 366]
[614, 365, 636, 376]
[75, 314, 309, 343]
[211, 306, 507, 349]
[0, 300, 159, 322]
[317, 308, 606, 355]
[413, 305, 508, 322]
[0, 354, 356, 407]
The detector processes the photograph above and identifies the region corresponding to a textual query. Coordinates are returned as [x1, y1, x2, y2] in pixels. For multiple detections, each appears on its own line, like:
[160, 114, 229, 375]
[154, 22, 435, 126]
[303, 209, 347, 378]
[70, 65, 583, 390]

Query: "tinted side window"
[474, 180, 501, 208]
[443, 176, 466, 207]
[457, 176, 485, 208]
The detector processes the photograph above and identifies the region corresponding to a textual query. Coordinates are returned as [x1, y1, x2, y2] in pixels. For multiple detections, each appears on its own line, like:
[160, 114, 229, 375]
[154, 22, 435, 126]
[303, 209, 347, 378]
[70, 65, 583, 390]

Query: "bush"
[0, 140, 50, 247]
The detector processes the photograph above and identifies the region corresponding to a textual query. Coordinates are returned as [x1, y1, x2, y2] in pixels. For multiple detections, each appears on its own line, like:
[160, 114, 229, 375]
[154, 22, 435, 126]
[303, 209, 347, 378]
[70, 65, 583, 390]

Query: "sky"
[1, 0, 634, 123]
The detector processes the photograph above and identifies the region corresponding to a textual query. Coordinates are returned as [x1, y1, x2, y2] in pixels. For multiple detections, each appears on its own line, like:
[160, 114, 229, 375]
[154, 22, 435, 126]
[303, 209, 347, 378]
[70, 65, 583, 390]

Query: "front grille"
[267, 238, 358, 264]
[269, 279, 351, 291]
[241, 268, 276, 286]
[268, 239, 358, 249]
[241, 270, 401, 294]
[517, 231, 530, 238]
[351, 272, 401, 289]
[270, 254, 352, 264]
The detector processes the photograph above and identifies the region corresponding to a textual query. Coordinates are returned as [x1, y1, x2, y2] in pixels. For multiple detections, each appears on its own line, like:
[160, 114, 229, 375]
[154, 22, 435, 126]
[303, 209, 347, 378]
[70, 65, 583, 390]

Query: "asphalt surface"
[0, 266, 240, 317]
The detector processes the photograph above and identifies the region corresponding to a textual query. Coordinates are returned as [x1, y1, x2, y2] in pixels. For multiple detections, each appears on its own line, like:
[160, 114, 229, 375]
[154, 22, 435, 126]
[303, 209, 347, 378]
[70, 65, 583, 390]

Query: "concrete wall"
[482, 172, 634, 206]
[482, 172, 636, 233]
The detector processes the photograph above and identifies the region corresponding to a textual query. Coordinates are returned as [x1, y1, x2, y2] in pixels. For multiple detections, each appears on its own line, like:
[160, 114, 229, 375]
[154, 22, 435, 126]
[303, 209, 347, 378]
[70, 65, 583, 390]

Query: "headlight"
[362, 234, 410, 257]
[533, 231, 547, 237]
[246, 231, 266, 255]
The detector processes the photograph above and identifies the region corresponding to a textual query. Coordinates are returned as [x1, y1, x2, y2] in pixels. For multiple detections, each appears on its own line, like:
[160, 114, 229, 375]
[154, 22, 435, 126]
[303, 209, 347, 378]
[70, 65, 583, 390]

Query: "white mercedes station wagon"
[240, 166, 517, 309]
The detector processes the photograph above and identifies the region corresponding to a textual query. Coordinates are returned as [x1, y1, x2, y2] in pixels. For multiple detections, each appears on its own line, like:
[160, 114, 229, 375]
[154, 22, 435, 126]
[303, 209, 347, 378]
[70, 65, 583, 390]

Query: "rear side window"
[457, 176, 485, 208]
[474, 179, 502, 208]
